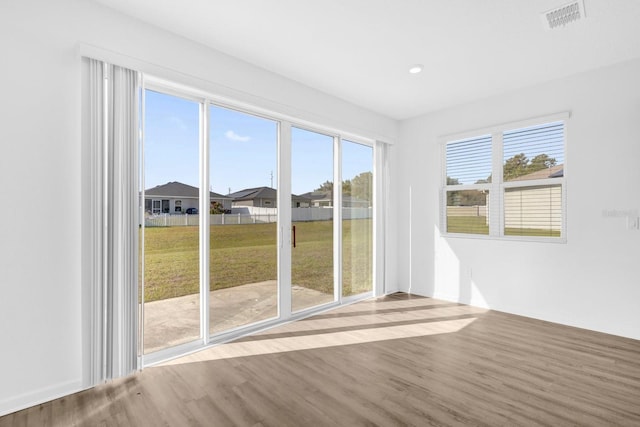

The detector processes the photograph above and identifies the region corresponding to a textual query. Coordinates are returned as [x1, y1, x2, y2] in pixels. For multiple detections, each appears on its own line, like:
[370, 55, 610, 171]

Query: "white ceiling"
[93, 0, 640, 120]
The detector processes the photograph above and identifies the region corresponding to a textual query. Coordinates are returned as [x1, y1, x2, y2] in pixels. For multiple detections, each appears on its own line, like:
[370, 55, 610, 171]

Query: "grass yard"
[447, 216, 561, 237]
[142, 219, 372, 302]
[446, 216, 489, 235]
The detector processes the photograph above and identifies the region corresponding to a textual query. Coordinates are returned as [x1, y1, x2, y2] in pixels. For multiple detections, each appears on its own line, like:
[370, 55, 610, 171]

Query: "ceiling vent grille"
[542, 0, 586, 30]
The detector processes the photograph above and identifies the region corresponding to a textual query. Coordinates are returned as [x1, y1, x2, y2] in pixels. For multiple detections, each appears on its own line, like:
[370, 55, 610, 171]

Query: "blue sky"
[144, 90, 372, 195]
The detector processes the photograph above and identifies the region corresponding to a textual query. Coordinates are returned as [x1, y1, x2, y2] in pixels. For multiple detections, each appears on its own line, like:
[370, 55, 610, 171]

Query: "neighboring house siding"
[233, 199, 256, 207]
[145, 197, 232, 213]
[229, 187, 310, 208]
[144, 182, 233, 214]
[504, 185, 562, 231]
[231, 198, 277, 208]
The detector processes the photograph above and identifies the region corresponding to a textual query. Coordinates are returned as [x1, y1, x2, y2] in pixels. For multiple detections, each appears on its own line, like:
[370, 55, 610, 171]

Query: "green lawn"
[446, 216, 489, 235]
[142, 219, 372, 302]
[446, 216, 560, 237]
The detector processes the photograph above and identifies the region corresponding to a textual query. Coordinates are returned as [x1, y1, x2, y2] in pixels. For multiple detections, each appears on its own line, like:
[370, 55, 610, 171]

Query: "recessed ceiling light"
[409, 64, 423, 74]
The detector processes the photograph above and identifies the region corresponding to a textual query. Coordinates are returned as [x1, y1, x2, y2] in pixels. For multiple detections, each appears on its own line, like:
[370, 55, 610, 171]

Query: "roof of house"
[229, 186, 276, 201]
[145, 181, 231, 199]
[508, 164, 564, 182]
[229, 186, 310, 202]
[300, 191, 332, 201]
[299, 191, 370, 206]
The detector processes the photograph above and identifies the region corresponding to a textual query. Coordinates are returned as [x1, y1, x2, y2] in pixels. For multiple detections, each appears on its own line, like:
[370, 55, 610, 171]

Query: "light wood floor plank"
[1, 293, 639, 426]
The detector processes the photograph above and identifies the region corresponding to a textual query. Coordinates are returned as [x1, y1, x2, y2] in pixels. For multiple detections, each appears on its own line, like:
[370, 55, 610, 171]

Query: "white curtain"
[86, 58, 139, 384]
[374, 140, 390, 297]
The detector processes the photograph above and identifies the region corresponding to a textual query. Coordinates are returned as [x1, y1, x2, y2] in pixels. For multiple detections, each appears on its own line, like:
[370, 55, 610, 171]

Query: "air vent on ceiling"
[541, 0, 586, 30]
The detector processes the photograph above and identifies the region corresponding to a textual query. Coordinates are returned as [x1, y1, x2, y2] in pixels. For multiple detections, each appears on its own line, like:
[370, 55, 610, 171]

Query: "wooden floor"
[2, 293, 640, 426]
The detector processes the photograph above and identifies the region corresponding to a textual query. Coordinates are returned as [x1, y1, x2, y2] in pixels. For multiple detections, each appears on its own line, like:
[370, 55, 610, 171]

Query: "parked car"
[185, 207, 198, 214]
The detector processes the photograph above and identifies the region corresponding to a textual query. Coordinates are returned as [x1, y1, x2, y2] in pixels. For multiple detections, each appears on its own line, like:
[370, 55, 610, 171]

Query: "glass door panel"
[342, 141, 373, 297]
[291, 127, 335, 312]
[142, 90, 201, 354]
[209, 105, 279, 334]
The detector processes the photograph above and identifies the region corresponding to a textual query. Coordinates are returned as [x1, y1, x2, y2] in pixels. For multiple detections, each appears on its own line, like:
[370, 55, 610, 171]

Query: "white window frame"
[441, 112, 569, 243]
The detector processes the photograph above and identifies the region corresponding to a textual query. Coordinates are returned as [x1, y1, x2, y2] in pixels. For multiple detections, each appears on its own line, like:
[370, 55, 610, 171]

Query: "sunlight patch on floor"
[161, 316, 477, 365]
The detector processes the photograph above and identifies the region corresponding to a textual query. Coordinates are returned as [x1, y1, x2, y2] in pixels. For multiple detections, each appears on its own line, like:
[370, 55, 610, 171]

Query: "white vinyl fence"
[446, 205, 488, 217]
[144, 207, 371, 227]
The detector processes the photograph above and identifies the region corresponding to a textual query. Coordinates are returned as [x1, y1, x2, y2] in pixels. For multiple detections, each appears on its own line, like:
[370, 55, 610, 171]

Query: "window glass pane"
[143, 89, 200, 354]
[503, 122, 564, 182]
[291, 127, 334, 312]
[342, 140, 373, 297]
[446, 190, 489, 235]
[209, 105, 279, 334]
[504, 184, 562, 237]
[446, 135, 492, 185]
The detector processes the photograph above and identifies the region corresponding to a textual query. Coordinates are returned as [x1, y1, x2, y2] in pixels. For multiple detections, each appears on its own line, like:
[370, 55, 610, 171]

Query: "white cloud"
[168, 116, 187, 131]
[225, 130, 251, 142]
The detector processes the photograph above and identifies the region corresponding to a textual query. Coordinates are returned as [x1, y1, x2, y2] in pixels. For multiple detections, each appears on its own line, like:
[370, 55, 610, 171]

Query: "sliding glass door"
[291, 127, 335, 312]
[209, 105, 279, 334]
[342, 141, 374, 297]
[142, 90, 201, 354]
[140, 84, 377, 359]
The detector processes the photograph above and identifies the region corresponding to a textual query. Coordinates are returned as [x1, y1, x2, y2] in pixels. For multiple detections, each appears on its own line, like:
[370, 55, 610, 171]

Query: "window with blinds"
[442, 116, 566, 240]
[444, 135, 492, 235]
[503, 122, 564, 183]
[502, 121, 564, 238]
[446, 135, 492, 185]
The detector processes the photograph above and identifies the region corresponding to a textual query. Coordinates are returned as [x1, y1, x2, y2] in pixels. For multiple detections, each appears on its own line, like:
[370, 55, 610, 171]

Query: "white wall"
[394, 57, 640, 340]
[0, 0, 397, 415]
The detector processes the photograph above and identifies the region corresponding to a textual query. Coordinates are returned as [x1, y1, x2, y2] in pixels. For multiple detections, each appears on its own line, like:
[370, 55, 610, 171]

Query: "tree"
[460, 190, 487, 206]
[342, 179, 352, 195]
[210, 201, 225, 214]
[314, 180, 352, 195]
[351, 172, 372, 202]
[503, 153, 557, 181]
[446, 177, 460, 185]
[315, 180, 333, 193]
[528, 153, 556, 171]
[446, 177, 459, 205]
[503, 153, 529, 181]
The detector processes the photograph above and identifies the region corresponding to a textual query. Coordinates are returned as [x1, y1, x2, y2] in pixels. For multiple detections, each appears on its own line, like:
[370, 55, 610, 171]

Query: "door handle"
[292, 225, 296, 248]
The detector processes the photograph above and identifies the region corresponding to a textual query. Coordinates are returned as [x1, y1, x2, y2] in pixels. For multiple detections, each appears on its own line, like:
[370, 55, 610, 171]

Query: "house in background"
[512, 164, 564, 181]
[229, 186, 310, 208]
[299, 191, 371, 208]
[144, 181, 232, 214]
[299, 191, 332, 207]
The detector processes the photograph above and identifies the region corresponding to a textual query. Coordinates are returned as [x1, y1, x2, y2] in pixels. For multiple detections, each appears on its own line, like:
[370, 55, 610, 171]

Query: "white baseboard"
[0, 379, 84, 417]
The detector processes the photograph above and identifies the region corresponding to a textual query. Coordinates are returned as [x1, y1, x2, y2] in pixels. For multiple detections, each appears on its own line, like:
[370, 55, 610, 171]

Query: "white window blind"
[442, 116, 566, 240]
[504, 185, 562, 237]
[503, 122, 564, 182]
[446, 135, 492, 185]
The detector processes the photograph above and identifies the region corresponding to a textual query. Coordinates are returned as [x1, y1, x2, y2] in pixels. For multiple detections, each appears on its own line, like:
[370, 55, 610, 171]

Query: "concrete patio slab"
[143, 281, 331, 353]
